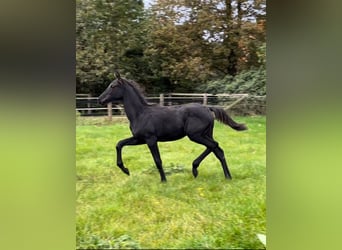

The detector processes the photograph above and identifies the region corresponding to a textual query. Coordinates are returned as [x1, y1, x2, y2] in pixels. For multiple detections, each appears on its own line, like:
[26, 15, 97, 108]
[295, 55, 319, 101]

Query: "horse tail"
[209, 107, 248, 131]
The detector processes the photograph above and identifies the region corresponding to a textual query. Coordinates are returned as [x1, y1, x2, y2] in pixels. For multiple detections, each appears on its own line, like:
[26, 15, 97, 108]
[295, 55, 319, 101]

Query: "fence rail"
[76, 93, 266, 120]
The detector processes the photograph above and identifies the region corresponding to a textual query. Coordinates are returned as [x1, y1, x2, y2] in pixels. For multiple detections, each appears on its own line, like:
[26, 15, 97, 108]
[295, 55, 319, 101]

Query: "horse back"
[131, 103, 214, 141]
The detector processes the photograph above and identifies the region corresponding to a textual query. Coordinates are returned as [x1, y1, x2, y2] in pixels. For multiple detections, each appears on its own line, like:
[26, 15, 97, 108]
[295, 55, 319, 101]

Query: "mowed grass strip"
[76, 116, 266, 249]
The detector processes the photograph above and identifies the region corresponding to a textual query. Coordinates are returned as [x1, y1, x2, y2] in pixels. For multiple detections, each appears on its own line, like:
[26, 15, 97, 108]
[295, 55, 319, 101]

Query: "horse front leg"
[116, 137, 143, 176]
[146, 137, 167, 182]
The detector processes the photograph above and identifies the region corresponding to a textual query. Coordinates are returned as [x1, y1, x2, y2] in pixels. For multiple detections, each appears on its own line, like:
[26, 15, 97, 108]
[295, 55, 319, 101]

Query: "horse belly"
[156, 118, 185, 141]
[158, 133, 185, 141]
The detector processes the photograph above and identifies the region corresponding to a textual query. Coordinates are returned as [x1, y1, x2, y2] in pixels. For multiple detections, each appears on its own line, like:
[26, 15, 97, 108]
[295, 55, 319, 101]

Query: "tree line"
[76, 0, 266, 96]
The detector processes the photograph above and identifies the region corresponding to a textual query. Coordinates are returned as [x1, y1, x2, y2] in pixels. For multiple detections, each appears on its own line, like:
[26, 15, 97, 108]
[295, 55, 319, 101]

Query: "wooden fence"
[76, 93, 266, 120]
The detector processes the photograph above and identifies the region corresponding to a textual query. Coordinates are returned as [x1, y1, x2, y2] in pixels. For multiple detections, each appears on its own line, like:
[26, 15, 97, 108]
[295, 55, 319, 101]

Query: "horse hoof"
[192, 168, 198, 178]
[121, 167, 130, 175]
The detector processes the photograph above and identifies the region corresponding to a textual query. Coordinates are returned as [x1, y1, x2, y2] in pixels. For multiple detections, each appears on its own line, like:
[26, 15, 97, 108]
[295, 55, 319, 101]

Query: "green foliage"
[197, 67, 266, 96]
[146, 0, 266, 82]
[256, 42, 266, 65]
[76, 116, 266, 249]
[197, 74, 234, 94]
[76, 0, 266, 95]
[76, 0, 148, 95]
[226, 67, 266, 95]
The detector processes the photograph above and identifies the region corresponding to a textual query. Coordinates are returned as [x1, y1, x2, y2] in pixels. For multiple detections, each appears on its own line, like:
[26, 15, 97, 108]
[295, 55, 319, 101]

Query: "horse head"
[98, 71, 126, 105]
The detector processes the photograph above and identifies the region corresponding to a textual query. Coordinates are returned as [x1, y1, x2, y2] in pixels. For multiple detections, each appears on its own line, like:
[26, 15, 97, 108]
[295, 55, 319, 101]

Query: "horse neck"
[122, 84, 147, 123]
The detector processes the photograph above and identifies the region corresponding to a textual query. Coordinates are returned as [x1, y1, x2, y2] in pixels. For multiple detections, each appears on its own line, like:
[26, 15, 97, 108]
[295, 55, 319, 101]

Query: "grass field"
[76, 115, 266, 249]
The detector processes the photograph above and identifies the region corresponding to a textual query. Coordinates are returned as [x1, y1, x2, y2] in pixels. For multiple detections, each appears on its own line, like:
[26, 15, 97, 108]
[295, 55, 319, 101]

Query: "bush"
[196, 75, 234, 94]
[197, 67, 266, 96]
[195, 68, 266, 116]
[227, 67, 266, 95]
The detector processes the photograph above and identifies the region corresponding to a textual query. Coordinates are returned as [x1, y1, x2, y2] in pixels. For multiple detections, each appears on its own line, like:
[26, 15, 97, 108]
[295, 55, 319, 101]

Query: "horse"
[98, 71, 247, 182]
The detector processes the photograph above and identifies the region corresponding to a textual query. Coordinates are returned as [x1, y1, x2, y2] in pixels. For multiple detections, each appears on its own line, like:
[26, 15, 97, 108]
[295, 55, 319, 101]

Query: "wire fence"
[76, 93, 266, 119]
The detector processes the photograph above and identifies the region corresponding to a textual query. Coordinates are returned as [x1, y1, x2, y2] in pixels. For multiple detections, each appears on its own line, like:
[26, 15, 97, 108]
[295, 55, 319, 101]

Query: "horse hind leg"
[212, 145, 232, 179]
[189, 134, 232, 180]
[187, 123, 215, 177]
[192, 148, 211, 178]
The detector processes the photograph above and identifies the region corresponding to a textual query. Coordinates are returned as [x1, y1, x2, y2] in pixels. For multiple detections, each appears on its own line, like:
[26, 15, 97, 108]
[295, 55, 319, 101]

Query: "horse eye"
[111, 84, 115, 88]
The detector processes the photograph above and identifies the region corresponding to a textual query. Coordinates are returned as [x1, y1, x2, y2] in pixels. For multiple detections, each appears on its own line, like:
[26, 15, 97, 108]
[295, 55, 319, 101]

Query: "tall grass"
[76, 116, 266, 249]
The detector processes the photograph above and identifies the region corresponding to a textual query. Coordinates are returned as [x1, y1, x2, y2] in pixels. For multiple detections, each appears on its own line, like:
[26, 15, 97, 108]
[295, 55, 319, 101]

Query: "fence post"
[226, 94, 248, 110]
[203, 93, 208, 105]
[87, 94, 91, 115]
[159, 93, 164, 106]
[107, 102, 112, 121]
[168, 94, 172, 106]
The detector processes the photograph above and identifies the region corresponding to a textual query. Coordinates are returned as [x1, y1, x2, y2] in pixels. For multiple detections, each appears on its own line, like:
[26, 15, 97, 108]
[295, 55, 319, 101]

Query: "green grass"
[76, 116, 266, 249]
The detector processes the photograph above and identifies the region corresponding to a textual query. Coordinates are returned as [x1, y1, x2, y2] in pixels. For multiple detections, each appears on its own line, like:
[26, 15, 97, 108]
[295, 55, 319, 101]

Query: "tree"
[76, 0, 266, 94]
[145, 0, 218, 90]
[76, 0, 147, 95]
[145, 0, 266, 90]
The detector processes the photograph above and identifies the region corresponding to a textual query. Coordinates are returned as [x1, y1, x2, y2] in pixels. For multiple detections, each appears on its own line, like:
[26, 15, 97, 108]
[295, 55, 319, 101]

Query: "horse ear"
[114, 70, 124, 84]
[114, 70, 121, 79]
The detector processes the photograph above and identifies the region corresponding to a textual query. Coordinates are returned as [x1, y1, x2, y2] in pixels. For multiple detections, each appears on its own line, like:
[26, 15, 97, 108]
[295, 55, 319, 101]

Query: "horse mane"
[124, 79, 150, 106]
